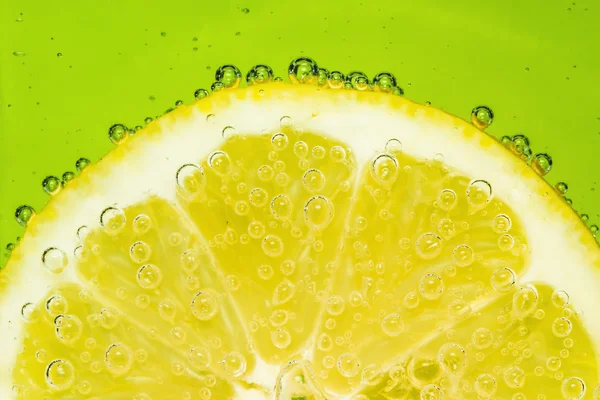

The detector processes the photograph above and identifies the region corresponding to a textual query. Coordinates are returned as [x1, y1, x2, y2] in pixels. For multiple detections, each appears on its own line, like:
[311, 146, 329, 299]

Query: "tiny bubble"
[241, 7, 250, 13]
[57, 53, 63, 57]
[160, 32, 167, 37]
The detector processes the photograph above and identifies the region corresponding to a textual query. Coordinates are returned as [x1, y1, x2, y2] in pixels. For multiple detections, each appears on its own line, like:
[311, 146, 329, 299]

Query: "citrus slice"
[2, 82, 599, 400]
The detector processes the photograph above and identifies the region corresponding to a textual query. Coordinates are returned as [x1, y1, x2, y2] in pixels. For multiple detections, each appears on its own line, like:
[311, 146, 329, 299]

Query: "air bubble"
[451, 244, 473, 267]
[466, 180, 493, 206]
[248, 221, 266, 239]
[552, 290, 570, 307]
[42, 247, 68, 274]
[100, 207, 126, 235]
[222, 352, 246, 377]
[504, 365, 526, 388]
[438, 343, 466, 377]
[137, 264, 163, 289]
[105, 343, 133, 375]
[373, 72, 397, 93]
[303, 169, 326, 192]
[512, 285, 539, 318]
[385, 138, 403, 155]
[108, 124, 128, 144]
[419, 273, 444, 300]
[194, 88, 209, 99]
[262, 234, 284, 257]
[471, 106, 494, 130]
[42, 176, 61, 195]
[293, 141, 309, 158]
[420, 384, 444, 400]
[327, 71, 345, 89]
[249, 188, 269, 207]
[21, 303, 40, 323]
[555, 182, 568, 195]
[381, 313, 404, 337]
[246, 64, 274, 85]
[133, 214, 152, 234]
[271, 328, 292, 349]
[326, 296, 345, 315]
[416, 233, 443, 259]
[258, 264, 274, 280]
[371, 154, 399, 184]
[492, 214, 512, 233]
[258, 165, 275, 181]
[273, 279, 295, 305]
[475, 374, 497, 398]
[337, 353, 361, 377]
[271, 133, 289, 150]
[288, 57, 319, 84]
[346, 71, 370, 90]
[45, 359, 75, 390]
[208, 151, 232, 175]
[552, 317, 572, 337]
[280, 260, 296, 276]
[491, 267, 516, 292]
[55, 315, 83, 343]
[15, 205, 35, 227]
[532, 153, 553, 176]
[189, 347, 211, 369]
[130, 241, 151, 264]
[562, 377, 585, 400]
[472, 328, 493, 349]
[215, 65, 242, 88]
[312, 146, 326, 159]
[222, 126, 236, 139]
[304, 196, 334, 230]
[270, 194, 293, 219]
[191, 291, 219, 320]
[46, 295, 68, 316]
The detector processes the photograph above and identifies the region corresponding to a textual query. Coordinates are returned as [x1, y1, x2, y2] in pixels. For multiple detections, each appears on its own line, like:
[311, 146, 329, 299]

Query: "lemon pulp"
[3, 84, 600, 400]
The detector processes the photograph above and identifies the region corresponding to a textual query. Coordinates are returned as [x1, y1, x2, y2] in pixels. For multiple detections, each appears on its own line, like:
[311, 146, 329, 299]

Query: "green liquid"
[1, 0, 599, 265]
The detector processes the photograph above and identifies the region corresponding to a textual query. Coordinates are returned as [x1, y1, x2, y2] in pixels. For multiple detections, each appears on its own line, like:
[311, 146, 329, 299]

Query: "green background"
[1, 0, 598, 266]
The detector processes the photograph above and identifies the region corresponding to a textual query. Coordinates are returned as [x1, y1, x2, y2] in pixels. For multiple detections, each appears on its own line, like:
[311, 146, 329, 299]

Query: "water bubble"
[222, 126, 236, 139]
[437, 218, 455, 239]
[246, 64, 274, 85]
[492, 214, 512, 233]
[385, 138, 403, 155]
[466, 180, 493, 206]
[189, 347, 211, 369]
[403, 291, 420, 309]
[373, 72, 397, 93]
[419, 273, 444, 300]
[280, 260, 296, 276]
[475, 374, 497, 398]
[222, 352, 246, 377]
[420, 384, 444, 400]
[512, 285, 539, 318]
[472, 328, 493, 349]
[288, 57, 319, 84]
[437, 189, 457, 211]
[257, 264, 274, 280]
[303, 169, 326, 192]
[510, 135, 532, 160]
[552, 290, 570, 307]
[211, 81, 225, 92]
[45, 359, 75, 390]
[438, 343, 466, 377]
[371, 154, 399, 184]
[137, 264, 163, 289]
[337, 353, 361, 377]
[208, 151, 232, 175]
[191, 291, 219, 320]
[271, 132, 289, 150]
[99, 308, 119, 329]
[346, 71, 370, 91]
[471, 106, 494, 130]
[531, 153, 553, 176]
[100, 207, 126, 235]
[108, 124, 128, 144]
[562, 377, 585, 399]
[105, 343, 133, 375]
[270, 194, 293, 219]
[304, 196, 334, 230]
[130, 241, 151, 264]
[327, 71, 345, 89]
[158, 299, 177, 321]
[273, 279, 295, 305]
[293, 141, 309, 158]
[42, 176, 61, 195]
[55, 315, 83, 342]
[555, 182, 569, 195]
[42, 247, 68, 273]
[15, 205, 35, 227]
[547, 356, 561, 371]
[262, 234, 284, 257]
[553, 317, 573, 337]
[62, 171, 76, 185]
[215, 65, 242, 88]
[249, 188, 268, 207]
[194, 88, 209, 99]
[381, 313, 404, 337]
[269, 309, 288, 327]
[312, 146, 326, 159]
[329, 145, 347, 162]
[416, 233, 443, 259]
[498, 234, 515, 251]
[271, 328, 292, 349]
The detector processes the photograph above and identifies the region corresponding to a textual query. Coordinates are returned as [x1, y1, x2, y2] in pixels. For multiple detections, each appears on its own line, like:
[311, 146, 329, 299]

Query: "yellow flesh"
[4, 84, 600, 400]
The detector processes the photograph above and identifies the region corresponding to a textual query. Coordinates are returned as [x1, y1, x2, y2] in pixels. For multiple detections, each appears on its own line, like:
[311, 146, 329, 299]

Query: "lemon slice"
[2, 83, 599, 400]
